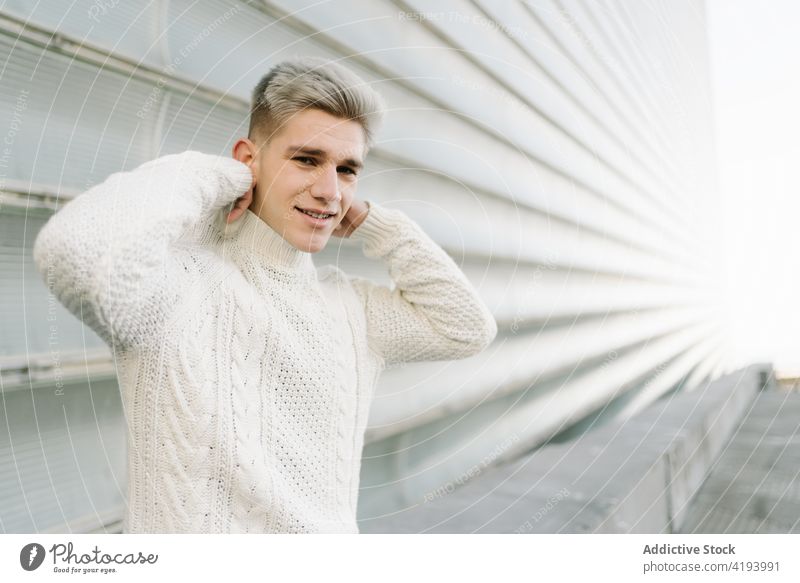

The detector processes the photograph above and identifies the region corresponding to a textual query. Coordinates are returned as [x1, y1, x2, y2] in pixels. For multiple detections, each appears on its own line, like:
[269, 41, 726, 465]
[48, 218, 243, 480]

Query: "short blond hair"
[248, 57, 385, 150]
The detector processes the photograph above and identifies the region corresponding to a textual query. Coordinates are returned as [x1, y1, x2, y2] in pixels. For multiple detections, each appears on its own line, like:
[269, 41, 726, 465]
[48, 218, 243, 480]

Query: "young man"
[33, 57, 497, 534]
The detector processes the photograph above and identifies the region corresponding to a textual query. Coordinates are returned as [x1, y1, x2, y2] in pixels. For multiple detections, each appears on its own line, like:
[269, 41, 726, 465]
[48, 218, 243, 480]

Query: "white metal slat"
[366, 305, 720, 440]
[0, 214, 108, 361]
[0, 0, 162, 69]
[0, 377, 126, 533]
[475, 0, 690, 198]
[401, 0, 690, 227]
[0, 36, 153, 187]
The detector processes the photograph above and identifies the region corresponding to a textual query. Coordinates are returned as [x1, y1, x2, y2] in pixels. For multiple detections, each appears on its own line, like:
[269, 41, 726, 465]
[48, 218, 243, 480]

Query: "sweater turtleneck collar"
[230, 209, 316, 276]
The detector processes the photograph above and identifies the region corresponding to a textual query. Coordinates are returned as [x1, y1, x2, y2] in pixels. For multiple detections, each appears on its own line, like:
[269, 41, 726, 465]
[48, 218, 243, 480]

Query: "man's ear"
[232, 137, 259, 187]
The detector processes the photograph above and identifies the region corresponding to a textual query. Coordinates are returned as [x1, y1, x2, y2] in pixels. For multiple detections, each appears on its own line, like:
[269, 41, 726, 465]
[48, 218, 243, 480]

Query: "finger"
[226, 209, 240, 224]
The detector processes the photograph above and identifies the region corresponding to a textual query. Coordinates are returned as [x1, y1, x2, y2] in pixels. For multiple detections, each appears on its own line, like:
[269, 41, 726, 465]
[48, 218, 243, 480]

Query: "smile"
[295, 206, 334, 226]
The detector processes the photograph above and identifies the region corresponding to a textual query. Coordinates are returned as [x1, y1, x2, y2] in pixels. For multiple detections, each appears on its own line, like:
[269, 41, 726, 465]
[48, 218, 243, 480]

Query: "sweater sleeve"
[347, 200, 497, 368]
[32, 150, 253, 350]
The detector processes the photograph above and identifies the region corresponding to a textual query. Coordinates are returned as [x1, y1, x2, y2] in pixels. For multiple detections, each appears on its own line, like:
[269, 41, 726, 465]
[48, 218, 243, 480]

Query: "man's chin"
[290, 234, 330, 254]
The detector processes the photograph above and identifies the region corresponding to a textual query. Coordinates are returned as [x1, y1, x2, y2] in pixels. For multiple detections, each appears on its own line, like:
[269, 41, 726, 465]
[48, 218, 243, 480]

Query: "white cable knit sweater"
[32, 150, 497, 534]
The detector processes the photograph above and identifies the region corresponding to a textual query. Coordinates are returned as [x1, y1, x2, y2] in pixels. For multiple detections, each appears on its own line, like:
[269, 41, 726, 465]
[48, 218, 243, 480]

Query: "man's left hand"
[332, 199, 369, 238]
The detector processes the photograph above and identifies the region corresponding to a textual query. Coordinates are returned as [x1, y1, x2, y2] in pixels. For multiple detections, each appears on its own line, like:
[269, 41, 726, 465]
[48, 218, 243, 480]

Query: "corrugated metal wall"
[0, 0, 724, 532]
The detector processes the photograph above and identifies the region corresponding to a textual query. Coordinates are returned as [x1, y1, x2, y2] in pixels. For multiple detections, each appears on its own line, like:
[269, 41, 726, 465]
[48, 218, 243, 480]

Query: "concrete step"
[359, 363, 776, 533]
[678, 389, 800, 533]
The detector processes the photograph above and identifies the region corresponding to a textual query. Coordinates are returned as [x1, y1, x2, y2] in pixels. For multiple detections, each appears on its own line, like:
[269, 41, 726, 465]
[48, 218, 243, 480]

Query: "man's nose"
[309, 163, 340, 203]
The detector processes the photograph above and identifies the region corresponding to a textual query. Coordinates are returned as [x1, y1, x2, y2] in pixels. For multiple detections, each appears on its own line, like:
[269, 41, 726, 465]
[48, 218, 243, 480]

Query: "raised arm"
[348, 201, 497, 368]
[32, 150, 253, 350]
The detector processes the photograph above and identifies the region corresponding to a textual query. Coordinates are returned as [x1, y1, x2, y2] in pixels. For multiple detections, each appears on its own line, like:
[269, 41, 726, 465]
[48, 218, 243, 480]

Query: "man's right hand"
[226, 162, 256, 224]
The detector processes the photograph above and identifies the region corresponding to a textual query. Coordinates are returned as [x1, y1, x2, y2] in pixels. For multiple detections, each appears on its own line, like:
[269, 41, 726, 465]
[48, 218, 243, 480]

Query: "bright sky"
[707, 0, 800, 376]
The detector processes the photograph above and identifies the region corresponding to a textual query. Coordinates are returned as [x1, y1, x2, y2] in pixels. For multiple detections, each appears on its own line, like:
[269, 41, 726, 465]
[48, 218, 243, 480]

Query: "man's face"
[244, 109, 365, 253]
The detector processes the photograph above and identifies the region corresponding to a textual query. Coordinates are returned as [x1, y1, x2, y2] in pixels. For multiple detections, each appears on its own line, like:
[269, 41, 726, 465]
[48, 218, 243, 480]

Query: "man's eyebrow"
[285, 146, 363, 170]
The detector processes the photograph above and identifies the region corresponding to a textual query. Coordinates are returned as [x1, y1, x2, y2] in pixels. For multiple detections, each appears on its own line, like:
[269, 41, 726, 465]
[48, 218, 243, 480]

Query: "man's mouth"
[295, 207, 335, 219]
[294, 207, 337, 228]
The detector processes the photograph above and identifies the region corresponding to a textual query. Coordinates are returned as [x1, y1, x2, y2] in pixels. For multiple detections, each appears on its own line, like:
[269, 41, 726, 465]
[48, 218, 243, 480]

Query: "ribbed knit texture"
[32, 150, 497, 533]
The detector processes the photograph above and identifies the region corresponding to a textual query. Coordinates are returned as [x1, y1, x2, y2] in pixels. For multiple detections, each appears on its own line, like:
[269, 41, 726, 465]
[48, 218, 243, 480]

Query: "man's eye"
[337, 166, 357, 176]
[295, 157, 316, 165]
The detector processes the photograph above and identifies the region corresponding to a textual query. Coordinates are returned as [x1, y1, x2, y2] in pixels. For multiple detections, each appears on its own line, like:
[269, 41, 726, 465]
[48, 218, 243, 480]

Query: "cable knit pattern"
[32, 150, 497, 533]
